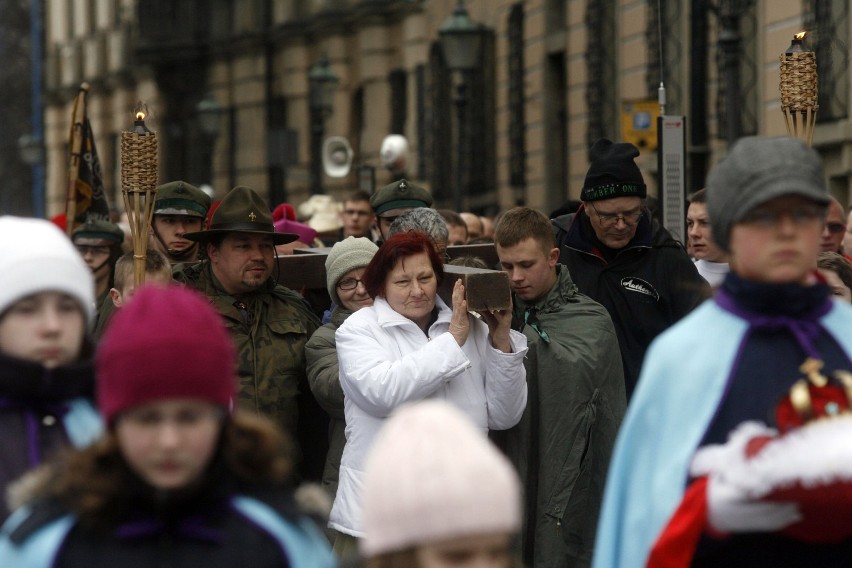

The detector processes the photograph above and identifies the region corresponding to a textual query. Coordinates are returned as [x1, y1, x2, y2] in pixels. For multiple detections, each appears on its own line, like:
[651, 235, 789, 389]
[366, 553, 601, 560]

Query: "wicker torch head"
[120, 105, 159, 287]
[779, 32, 818, 145]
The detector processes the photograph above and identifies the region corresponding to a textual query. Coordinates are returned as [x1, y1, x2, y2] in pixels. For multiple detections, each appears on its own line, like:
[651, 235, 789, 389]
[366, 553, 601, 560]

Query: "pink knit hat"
[96, 286, 236, 423]
[360, 400, 522, 557]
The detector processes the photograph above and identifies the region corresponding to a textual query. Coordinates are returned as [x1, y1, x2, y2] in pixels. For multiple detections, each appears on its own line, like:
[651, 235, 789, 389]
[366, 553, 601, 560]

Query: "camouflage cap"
[154, 181, 211, 218]
[71, 218, 124, 244]
[184, 185, 298, 245]
[370, 178, 433, 216]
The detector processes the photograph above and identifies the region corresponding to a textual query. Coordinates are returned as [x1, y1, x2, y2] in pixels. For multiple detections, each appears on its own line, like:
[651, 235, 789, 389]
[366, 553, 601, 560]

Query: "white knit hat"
[325, 236, 378, 306]
[360, 400, 522, 557]
[0, 217, 95, 326]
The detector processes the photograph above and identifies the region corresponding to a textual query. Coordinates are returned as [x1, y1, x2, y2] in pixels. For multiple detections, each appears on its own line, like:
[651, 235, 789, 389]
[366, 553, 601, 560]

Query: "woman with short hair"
[328, 231, 527, 554]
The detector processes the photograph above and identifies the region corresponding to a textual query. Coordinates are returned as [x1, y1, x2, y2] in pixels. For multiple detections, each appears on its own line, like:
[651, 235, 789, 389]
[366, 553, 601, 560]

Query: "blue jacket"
[0, 494, 336, 568]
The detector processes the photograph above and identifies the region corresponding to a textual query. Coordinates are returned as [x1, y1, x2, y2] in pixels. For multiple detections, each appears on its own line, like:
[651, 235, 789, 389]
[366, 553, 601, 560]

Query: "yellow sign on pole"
[621, 100, 660, 151]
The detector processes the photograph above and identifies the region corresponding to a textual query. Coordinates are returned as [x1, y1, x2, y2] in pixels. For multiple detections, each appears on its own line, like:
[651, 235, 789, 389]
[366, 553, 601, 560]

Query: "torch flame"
[795, 31, 807, 40]
[133, 101, 148, 122]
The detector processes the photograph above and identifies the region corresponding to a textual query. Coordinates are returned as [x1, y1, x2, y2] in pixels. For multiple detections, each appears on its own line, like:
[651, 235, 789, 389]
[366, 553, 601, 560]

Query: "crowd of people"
[0, 134, 850, 567]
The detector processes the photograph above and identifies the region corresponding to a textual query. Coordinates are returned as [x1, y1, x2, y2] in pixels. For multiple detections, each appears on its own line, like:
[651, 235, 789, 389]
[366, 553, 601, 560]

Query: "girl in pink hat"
[0, 286, 335, 568]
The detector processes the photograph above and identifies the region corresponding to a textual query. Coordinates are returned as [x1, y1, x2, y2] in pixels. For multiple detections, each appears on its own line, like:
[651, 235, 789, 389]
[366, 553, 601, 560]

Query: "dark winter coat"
[0, 488, 335, 567]
[553, 208, 709, 397]
[0, 354, 101, 524]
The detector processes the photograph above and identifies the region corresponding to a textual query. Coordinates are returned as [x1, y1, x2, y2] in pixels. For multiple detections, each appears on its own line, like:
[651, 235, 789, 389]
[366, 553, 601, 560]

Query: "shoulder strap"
[231, 495, 336, 568]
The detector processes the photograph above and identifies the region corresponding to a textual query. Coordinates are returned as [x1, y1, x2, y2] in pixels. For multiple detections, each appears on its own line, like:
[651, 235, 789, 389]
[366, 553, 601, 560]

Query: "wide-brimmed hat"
[185, 186, 297, 245]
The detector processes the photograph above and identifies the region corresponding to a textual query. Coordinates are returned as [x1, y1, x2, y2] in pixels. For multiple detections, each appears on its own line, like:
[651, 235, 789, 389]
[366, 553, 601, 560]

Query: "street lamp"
[196, 92, 222, 187]
[308, 54, 339, 194]
[440, 0, 483, 212]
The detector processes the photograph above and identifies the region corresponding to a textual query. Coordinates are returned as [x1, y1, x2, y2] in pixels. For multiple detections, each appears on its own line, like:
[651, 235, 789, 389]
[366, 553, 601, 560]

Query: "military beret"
[370, 178, 433, 216]
[154, 181, 212, 218]
[71, 218, 124, 244]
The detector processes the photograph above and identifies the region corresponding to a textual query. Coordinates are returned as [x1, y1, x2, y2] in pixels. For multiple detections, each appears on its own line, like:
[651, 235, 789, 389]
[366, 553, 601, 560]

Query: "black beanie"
[581, 139, 647, 201]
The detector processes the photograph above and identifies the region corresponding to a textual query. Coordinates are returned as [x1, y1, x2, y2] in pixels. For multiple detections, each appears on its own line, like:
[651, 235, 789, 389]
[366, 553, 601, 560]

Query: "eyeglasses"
[75, 244, 111, 256]
[826, 222, 846, 234]
[590, 202, 643, 227]
[337, 277, 365, 291]
[740, 206, 824, 228]
[343, 209, 372, 217]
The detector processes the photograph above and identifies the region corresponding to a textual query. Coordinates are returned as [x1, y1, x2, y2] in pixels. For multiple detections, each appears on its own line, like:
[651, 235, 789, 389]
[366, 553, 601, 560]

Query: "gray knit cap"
[707, 136, 829, 252]
[325, 236, 379, 306]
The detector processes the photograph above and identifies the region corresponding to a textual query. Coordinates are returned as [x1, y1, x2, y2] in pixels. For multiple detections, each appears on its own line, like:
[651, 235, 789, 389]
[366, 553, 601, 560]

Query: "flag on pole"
[65, 83, 110, 236]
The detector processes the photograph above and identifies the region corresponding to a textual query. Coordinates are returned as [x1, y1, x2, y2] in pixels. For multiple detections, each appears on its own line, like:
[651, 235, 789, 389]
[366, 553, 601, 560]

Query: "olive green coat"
[304, 305, 352, 500]
[175, 262, 322, 474]
[493, 266, 626, 568]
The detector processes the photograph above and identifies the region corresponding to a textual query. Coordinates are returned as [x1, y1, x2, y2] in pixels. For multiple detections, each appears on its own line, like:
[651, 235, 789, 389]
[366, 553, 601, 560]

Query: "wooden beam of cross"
[275, 243, 511, 313]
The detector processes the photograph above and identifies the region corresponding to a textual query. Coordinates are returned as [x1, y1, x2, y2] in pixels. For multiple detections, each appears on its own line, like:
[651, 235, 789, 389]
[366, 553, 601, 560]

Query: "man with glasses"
[71, 218, 125, 320]
[339, 190, 376, 241]
[820, 196, 846, 254]
[552, 139, 709, 398]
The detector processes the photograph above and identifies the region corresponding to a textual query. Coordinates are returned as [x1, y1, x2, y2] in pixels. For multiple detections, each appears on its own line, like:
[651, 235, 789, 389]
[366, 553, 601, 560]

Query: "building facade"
[39, 0, 851, 219]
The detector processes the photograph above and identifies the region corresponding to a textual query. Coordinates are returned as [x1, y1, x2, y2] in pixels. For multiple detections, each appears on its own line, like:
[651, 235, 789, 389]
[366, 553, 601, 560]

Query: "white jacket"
[328, 295, 528, 536]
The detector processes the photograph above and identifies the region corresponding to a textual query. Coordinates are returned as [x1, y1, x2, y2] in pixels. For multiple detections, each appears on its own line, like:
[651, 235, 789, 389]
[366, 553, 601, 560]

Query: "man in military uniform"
[149, 180, 212, 264]
[369, 178, 433, 242]
[178, 186, 324, 480]
[71, 219, 124, 318]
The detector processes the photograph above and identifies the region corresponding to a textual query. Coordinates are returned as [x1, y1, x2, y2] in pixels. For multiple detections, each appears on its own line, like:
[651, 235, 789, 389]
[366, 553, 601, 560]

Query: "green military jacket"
[174, 262, 321, 440]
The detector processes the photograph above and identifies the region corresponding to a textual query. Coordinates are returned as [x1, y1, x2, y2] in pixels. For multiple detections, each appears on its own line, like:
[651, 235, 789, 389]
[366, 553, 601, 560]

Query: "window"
[586, 0, 617, 147]
[805, 0, 850, 121]
[508, 4, 526, 194]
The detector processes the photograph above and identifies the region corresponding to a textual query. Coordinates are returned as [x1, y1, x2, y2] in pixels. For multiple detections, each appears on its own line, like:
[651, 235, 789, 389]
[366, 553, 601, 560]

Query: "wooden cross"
[275, 243, 511, 313]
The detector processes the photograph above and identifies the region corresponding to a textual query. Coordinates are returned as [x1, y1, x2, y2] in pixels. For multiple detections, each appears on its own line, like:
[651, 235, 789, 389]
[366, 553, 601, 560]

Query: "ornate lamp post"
[440, 0, 483, 213]
[196, 92, 223, 187]
[308, 54, 339, 195]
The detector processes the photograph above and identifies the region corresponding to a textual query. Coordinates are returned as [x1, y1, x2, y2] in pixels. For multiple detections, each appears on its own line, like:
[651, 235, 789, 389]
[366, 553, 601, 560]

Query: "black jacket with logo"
[553, 207, 709, 397]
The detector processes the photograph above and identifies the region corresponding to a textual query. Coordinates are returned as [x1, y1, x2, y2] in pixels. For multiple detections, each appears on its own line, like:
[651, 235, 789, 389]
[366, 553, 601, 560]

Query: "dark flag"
[65, 83, 110, 235]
